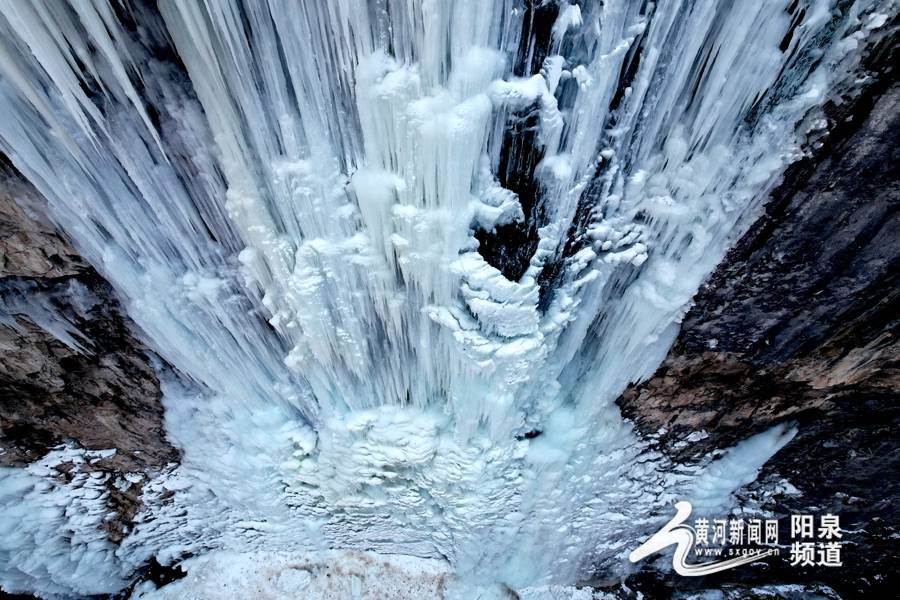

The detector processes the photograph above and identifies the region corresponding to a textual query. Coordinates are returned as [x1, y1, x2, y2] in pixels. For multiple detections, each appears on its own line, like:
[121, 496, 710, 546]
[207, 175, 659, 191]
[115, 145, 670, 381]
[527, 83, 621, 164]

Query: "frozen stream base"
[131, 550, 590, 600]
[132, 550, 843, 600]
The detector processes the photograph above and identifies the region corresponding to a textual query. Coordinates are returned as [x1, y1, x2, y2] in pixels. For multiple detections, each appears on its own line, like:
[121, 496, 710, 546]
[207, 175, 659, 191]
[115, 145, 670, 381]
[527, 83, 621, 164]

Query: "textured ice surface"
[127, 549, 842, 600]
[129, 549, 618, 600]
[0, 446, 125, 596]
[131, 550, 452, 600]
[0, 0, 893, 596]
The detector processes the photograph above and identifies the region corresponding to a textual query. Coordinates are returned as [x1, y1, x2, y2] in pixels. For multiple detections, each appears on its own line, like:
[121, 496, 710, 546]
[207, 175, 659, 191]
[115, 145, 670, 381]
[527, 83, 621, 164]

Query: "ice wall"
[0, 0, 892, 595]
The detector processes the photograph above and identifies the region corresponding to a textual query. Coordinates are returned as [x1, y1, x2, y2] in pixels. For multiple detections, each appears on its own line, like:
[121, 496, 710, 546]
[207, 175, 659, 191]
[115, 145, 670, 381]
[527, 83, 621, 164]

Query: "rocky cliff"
[617, 33, 899, 599]
[0, 167, 178, 543]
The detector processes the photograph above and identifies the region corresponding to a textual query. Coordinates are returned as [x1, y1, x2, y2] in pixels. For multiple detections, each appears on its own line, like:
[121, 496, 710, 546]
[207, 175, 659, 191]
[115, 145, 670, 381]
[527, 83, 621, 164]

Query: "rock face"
[0, 174, 89, 279]
[0, 168, 178, 539]
[618, 43, 899, 599]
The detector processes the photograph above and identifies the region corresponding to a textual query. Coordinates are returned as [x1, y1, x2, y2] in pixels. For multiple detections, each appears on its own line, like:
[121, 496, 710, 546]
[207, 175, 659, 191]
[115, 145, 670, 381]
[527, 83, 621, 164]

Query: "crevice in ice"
[514, 1, 561, 77]
[475, 101, 547, 282]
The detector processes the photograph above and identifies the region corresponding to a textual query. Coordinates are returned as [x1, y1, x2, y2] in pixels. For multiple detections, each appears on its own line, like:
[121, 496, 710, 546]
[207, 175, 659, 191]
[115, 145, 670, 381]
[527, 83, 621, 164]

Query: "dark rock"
[0, 170, 88, 279]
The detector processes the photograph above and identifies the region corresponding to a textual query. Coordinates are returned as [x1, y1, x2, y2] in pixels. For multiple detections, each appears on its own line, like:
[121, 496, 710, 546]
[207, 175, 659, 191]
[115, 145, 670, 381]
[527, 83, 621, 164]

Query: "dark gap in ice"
[608, 26, 649, 117]
[780, 6, 807, 52]
[515, 429, 542, 441]
[475, 103, 546, 282]
[513, 0, 559, 77]
[114, 557, 188, 599]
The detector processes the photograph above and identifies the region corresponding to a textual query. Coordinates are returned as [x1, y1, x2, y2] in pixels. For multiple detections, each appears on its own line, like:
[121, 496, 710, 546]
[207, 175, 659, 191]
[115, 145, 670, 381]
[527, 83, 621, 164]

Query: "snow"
[0, 0, 891, 596]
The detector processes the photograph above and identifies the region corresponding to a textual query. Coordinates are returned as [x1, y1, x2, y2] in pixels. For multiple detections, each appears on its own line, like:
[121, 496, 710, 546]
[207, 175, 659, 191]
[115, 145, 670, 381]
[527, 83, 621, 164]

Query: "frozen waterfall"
[0, 0, 891, 596]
